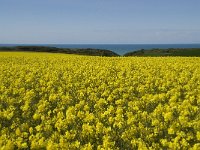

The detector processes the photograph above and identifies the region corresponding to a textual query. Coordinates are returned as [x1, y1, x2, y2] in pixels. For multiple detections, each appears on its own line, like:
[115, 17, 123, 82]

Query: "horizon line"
[1, 43, 200, 45]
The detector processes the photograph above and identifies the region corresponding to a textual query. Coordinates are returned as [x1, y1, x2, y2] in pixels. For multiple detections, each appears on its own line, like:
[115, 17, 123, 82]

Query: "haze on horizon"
[0, 0, 200, 44]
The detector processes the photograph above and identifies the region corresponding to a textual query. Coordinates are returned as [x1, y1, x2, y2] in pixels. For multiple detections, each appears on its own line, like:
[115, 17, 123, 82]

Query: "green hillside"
[0, 46, 119, 57]
[124, 48, 200, 57]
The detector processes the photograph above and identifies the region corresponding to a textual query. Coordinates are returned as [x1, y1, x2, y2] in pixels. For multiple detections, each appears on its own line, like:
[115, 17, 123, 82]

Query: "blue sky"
[0, 0, 200, 44]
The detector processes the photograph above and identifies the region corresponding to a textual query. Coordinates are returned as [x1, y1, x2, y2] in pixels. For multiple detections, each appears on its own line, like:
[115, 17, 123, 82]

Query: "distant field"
[0, 52, 200, 149]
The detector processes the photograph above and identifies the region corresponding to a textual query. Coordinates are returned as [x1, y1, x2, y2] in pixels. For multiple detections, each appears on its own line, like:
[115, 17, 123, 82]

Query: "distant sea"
[0, 44, 200, 55]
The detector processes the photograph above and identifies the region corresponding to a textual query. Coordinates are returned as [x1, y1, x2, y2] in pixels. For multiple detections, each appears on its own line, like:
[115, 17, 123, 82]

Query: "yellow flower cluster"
[0, 52, 200, 149]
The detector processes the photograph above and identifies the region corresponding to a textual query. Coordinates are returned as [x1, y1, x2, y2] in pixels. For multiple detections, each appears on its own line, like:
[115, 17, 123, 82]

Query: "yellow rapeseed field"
[0, 52, 200, 149]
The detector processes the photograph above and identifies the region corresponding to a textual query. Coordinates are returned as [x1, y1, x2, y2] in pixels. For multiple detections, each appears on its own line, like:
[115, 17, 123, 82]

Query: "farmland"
[0, 52, 200, 149]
